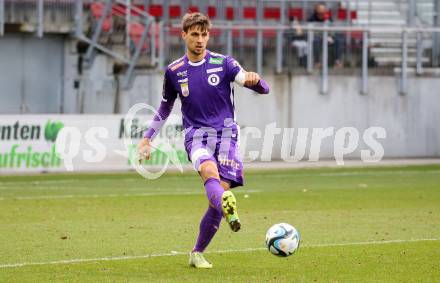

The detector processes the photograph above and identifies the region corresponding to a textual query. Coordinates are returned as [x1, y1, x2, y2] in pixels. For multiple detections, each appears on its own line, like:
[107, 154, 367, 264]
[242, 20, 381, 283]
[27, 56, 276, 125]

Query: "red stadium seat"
[148, 4, 163, 17]
[226, 7, 234, 20]
[264, 7, 280, 20]
[111, 4, 126, 17]
[90, 3, 112, 32]
[263, 29, 277, 37]
[337, 9, 358, 21]
[169, 5, 181, 18]
[207, 6, 216, 18]
[244, 30, 257, 37]
[209, 28, 221, 37]
[351, 11, 357, 20]
[169, 26, 181, 36]
[243, 7, 256, 19]
[131, 4, 145, 17]
[324, 10, 332, 21]
[288, 8, 303, 21]
[188, 6, 199, 13]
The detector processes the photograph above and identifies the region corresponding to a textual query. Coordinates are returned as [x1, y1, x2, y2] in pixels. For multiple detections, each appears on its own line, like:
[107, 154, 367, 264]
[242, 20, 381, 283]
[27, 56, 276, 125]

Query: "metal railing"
[75, 0, 157, 88]
[0, 0, 438, 34]
[166, 23, 440, 95]
[1, 0, 439, 93]
[0, 0, 77, 37]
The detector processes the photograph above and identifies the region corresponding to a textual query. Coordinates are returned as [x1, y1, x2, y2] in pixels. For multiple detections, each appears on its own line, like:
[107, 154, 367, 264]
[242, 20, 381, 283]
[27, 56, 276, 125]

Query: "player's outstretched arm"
[138, 98, 175, 161]
[228, 56, 269, 94]
[243, 71, 270, 94]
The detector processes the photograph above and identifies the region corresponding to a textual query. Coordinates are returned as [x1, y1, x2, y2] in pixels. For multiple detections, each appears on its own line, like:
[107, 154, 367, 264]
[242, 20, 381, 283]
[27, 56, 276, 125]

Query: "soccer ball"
[265, 223, 300, 257]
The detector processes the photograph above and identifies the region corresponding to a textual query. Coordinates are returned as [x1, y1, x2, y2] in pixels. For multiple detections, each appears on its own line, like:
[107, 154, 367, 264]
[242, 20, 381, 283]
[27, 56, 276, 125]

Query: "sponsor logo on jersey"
[207, 67, 223, 74]
[209, 57, 224, 65]
[177, 70, 187, 77]
[180, 82, 189, 97]
[218, 154, 240, 170]
[207, 74, 220, 86]
[178, 78, 188, 83]
[170, 61, 184, 71]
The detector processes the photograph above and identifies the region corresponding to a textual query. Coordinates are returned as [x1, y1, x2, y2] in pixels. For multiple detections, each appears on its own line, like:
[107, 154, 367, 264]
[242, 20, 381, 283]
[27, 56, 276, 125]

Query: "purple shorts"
[184, 125, 244, 188]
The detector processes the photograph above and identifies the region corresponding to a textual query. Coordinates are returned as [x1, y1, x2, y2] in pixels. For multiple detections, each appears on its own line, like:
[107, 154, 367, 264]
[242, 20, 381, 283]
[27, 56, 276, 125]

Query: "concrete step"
[374, 56, 430, 66]
[356, 19, 406, 26]
[357, 10, 402, 18]
[356, 1, 398, 10]
[370, 38, 432, 48]
[416, 2, 434, 8]
[369, 42, 433, 50]
[393, 67, 440, 75]
[371, 47, 417, 54]
[371, 32, 431, 39]
[370, 37, 415, 44]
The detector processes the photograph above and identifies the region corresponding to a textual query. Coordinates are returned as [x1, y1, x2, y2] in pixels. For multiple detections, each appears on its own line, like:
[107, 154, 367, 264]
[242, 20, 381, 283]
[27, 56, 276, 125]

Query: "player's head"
[181, 12, 211, 57]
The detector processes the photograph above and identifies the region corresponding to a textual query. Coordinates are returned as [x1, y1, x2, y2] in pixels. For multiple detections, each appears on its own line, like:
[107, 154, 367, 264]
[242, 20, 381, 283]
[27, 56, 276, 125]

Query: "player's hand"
[244, 72, 260, 87]
[138, 138, 151, 164]
[328, 36, 334, 44]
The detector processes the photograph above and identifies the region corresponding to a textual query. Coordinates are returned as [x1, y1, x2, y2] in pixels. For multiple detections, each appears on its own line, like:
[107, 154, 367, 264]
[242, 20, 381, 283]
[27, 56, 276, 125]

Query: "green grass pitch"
[0, 165, 439, 282]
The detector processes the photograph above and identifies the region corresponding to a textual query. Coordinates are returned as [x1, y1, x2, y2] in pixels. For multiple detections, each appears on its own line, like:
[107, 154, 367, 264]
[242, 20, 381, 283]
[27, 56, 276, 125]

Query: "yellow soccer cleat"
[189, 252, 213, 269]
[222, 191, 241, 232]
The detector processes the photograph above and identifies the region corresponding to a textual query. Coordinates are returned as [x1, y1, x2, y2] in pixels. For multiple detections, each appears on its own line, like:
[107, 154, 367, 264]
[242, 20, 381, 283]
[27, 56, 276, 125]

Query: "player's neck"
[186, 49, 207, 63]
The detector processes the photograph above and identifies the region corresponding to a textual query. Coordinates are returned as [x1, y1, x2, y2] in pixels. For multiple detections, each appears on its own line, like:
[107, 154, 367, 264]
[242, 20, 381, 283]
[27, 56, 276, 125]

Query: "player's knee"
[200, 161, 219, 180]
[220, 180, 231, 191]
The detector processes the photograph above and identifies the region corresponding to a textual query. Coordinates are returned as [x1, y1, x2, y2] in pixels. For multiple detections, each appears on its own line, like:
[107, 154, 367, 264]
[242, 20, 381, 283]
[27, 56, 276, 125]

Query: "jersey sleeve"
[162, 68, 177, 102]
[225, 56, 244, 84]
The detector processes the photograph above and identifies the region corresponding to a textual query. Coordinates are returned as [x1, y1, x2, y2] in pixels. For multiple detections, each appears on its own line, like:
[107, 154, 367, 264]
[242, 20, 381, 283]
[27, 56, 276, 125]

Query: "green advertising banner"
[0, 115, 189, 173]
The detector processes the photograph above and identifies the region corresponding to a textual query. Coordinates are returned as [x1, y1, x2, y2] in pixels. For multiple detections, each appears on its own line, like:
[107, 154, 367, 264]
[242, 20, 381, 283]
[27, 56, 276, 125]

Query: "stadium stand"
[0, 0, 439, 94]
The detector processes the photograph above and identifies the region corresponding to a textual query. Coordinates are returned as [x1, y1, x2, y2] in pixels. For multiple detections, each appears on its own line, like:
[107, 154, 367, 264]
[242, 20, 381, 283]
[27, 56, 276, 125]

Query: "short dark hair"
[181, 12, 212, 33]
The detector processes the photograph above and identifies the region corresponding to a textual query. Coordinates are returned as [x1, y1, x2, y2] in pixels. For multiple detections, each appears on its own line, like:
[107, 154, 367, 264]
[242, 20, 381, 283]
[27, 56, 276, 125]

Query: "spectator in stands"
[289, 17, 307, 67]
[308, 3, 344, 68]
[309, 2, 329, 22]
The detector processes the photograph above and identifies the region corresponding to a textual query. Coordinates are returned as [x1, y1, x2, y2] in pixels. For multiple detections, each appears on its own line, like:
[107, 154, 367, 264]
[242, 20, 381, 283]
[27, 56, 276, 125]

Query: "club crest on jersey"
[208, 74, 220, 86]
[180, 82, 189, 97]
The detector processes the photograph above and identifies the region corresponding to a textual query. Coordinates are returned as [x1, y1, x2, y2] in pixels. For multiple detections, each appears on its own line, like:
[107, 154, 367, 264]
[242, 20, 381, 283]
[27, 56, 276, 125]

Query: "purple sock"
[193, 206, 223, 252]
[204, 178, 224, 213]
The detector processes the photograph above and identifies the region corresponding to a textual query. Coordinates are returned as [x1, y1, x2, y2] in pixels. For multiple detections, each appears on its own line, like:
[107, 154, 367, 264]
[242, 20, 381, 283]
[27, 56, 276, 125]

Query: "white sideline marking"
[1, 169, 439, 189]
[259, 169, 440, 179]
[0, 238, 438, 269]
[315, 170, 440, 177]
[0, 190, 261, 201]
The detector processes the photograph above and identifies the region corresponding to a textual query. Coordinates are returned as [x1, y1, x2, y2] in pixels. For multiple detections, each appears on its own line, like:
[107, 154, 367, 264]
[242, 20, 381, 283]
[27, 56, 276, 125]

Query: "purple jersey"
[163, 50, 242, 131]
[144, 51, 269, 187]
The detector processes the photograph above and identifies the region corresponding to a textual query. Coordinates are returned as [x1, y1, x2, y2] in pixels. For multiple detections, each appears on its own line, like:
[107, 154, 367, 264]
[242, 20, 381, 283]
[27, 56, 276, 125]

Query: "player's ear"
[181, 31, 186, 40]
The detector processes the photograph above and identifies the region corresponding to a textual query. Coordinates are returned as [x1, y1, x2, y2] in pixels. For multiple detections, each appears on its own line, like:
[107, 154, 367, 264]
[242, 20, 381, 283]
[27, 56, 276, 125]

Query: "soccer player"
[138, 12, 269, 269]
